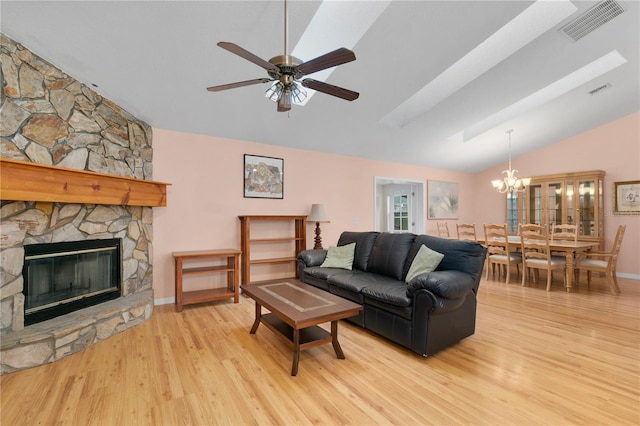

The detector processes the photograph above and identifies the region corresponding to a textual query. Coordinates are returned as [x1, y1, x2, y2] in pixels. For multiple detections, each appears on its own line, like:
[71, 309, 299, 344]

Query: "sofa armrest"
[298, 249, 327, 267]
[406, 270, 475, 299]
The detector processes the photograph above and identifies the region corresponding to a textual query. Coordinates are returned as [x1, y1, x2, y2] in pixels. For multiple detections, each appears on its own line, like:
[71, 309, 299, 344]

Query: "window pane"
[392, 194, 409, 231]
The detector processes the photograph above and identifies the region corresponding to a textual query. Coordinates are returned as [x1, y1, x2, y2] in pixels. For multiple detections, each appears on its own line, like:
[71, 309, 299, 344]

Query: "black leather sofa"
[297, 231, 487, 356]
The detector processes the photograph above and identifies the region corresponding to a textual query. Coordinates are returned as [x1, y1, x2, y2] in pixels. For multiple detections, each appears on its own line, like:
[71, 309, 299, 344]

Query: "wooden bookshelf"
[238, 215, 307, 285]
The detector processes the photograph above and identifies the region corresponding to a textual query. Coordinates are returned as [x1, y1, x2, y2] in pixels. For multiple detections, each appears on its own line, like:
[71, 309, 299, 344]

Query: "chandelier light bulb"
[491, 130, 530, 194]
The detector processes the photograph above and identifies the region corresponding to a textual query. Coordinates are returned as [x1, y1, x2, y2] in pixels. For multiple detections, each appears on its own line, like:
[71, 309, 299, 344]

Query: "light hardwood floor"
[2, 274, 639, 425]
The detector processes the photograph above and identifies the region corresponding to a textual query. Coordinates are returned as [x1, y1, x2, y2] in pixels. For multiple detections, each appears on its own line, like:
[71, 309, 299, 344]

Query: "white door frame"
[374, 176, 425, 234]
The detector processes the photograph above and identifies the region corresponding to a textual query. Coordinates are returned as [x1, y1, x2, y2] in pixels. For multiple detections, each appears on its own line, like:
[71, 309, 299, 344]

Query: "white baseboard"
[151, 271, 639, 306]
[618, 272, 640, 280]
[154, 297, 175, 306]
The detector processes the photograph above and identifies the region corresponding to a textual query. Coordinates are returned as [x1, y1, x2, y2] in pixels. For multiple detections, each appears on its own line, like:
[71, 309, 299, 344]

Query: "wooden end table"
[173, 249, 241, 312]
[241, 280, 362, 376]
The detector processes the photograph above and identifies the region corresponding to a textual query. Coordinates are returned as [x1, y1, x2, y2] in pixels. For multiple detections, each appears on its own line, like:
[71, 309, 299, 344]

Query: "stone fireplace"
[0, 34, 164, 373]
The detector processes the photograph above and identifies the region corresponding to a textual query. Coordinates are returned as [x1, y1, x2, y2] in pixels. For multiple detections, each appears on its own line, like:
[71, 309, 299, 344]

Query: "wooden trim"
[0, 158, 170, 207]
[528, 169, 605, 184]
[238, 215, 308, 220]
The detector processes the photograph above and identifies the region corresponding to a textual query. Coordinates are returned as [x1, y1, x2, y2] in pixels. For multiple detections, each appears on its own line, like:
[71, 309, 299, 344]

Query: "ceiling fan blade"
[207, 78, 272, 92]
[297, 48, 356, 76]
[217, 42, 277, 72]
[301, 79, 359, 101]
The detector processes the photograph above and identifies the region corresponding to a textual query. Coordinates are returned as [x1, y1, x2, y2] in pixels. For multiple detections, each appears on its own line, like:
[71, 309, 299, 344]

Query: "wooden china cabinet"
[506, 170, 605, 248]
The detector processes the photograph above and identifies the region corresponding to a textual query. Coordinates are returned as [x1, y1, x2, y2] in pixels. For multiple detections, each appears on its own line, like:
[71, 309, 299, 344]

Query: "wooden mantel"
[0, 158, 170, 207]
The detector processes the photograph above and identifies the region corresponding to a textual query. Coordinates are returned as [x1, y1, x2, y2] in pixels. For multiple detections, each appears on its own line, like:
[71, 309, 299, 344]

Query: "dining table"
[477, 236, 599, 292]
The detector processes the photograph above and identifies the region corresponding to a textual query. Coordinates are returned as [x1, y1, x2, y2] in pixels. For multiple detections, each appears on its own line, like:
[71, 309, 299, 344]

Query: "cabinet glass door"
[578, 180, 596, 237]
[547, 182, 564, 230]
[506, 192, 523, 234]
[598, 177, 604, 243]
[528, 184, 543, 226]
[566, 181, 576, 226]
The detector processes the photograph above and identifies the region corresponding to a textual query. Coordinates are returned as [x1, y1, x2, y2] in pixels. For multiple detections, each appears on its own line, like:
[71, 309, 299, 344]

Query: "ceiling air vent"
[588, 83, 612, 95]
[559, 0, 626, 42]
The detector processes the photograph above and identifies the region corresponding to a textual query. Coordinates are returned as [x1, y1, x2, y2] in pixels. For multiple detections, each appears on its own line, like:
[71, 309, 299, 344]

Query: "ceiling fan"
[206, 0, 359, 112]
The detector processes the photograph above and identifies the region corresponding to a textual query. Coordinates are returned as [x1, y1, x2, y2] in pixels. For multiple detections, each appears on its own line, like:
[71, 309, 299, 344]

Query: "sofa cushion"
[303, 266, 353, 281]
[321, 243, 356, 269]
[301, 274, 331, 291]
[303, 266, 353, 291]
[405, 245, 444, 283]
[360, 279, 412, 308]
[337, 231, 379, 271]
[404, 235, 485, 281]
[366, 232, 416, 280]
[327, 271, 369, 304]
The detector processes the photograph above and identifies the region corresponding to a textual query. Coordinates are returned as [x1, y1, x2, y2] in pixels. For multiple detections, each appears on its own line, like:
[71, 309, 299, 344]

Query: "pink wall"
[152, 130, 474, 302]
[473, 112, 640, 277]
[153, 112, 639, 302]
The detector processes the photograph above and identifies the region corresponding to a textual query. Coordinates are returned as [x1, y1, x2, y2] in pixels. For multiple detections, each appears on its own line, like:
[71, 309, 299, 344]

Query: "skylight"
[291, 0, 391, 105]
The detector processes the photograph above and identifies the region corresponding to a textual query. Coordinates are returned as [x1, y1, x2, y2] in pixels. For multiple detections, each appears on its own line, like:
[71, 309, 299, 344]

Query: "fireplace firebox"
[22, 239, 122, 326]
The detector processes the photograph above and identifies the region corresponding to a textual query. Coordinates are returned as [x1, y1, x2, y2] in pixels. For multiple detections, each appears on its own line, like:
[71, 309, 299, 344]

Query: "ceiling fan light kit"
[206, 0, 358, 112]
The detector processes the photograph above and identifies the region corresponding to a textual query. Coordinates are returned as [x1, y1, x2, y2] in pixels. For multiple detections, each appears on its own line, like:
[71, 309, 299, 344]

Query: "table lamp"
[308, 204, 329, 250]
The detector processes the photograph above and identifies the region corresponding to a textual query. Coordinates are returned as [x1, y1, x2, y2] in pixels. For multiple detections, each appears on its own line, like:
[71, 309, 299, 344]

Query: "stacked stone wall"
[0, 34, 155, 373]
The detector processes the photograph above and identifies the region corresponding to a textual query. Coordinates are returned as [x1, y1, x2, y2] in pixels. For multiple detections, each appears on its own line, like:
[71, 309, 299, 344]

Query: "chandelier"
[491, 130, 531, 194]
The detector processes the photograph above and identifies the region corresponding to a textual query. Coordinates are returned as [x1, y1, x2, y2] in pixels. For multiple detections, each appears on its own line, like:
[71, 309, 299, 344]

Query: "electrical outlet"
[353, 218, 359, 225]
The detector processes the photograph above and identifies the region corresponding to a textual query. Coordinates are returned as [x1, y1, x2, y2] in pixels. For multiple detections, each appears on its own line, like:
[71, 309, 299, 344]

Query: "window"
[392, 194, 409, 231]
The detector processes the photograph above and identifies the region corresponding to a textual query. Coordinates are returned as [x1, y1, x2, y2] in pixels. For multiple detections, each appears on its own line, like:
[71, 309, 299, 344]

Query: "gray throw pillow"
[320, 243, 356, 270]
[405, 245, 444, 283]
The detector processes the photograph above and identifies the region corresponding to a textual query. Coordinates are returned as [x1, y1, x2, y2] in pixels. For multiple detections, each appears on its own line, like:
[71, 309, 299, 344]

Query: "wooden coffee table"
[241, 280, 362, 376]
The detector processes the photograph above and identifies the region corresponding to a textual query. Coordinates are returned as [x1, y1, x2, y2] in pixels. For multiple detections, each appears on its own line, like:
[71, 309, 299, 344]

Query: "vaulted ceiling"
[2, 0, 638, 173]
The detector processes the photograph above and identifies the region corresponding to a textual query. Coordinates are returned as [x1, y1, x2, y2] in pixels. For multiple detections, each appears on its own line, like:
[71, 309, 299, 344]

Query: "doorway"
[374, 177, 425, 234]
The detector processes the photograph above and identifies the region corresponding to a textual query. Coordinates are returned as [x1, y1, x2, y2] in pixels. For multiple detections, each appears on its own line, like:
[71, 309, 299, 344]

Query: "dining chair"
[551, 223, 578, 257]
[575, 224, 626, 295]
[551, 224, 578, 243]
[457, 223, 477, 241]
[519, 224, 566, 291]
[483, 223, 521, 284]
[437, 222, 450, 238]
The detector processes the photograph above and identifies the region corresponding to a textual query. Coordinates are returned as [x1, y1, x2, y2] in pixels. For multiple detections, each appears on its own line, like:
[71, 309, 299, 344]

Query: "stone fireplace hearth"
[1, 34, 162, 374]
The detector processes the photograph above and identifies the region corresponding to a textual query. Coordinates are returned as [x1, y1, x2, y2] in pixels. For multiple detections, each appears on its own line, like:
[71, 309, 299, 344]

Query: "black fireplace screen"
[23, 239, 122, 325]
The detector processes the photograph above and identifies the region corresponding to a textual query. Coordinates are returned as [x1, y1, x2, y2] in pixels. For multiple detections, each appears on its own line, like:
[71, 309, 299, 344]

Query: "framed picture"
[243, 154, 284, 199]
[614, 180, 640, 214]
[428, 180, 458, 219]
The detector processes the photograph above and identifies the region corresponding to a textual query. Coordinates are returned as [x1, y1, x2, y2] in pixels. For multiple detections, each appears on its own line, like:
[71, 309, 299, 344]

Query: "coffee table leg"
[331, 320, 345, 359]
[291, 329, 300, 376]
[250, 302, 261, 334]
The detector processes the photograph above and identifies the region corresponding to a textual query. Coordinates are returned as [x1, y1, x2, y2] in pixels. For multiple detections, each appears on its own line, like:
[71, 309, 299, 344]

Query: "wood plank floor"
[2, 274, 639, 425]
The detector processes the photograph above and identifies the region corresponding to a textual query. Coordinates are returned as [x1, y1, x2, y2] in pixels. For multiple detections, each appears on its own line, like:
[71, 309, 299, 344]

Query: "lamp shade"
[308, 204, 329, 222]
